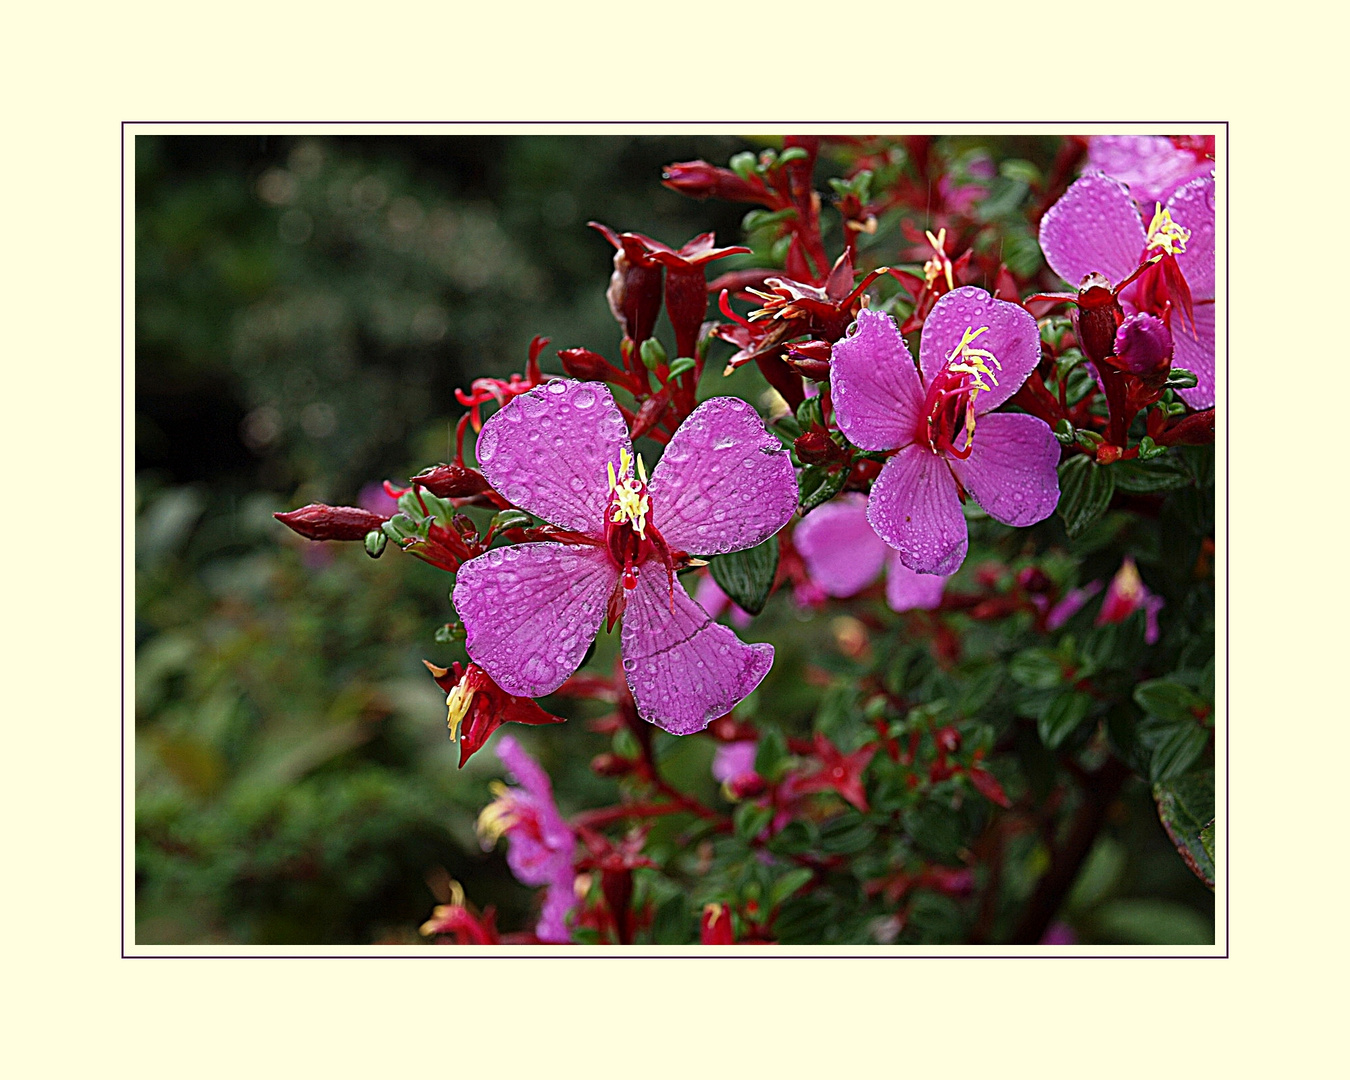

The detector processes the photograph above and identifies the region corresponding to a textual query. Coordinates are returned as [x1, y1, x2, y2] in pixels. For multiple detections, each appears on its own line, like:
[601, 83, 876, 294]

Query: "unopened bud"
[1016, 566, 1052, 594]
[794, 430, 848, 467]
[783, 340, 833, 380]
[411, 463, 491, 498]
[662, 160, 762, 203]
[558, 347, 617, 382]
[1113, 313, 1173, 377]
[591, 753, 637, 778]
[275, 503, 386, 542]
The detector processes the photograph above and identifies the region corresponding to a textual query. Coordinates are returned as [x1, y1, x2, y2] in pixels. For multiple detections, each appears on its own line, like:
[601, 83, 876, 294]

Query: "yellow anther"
[944, 325, 1003, 447]
[1113, 558, 1144, 602]
[923, 228, 955, 291]
[476, 782, 517, 846]
[445, 679, 475, 742]
[1145, 203, 1190, 257]
[607, 448, 651, 538]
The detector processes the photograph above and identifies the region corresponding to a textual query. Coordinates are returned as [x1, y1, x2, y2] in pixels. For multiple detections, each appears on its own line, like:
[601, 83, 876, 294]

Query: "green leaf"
[709, 536, 778, 616]
[433, 622, 465, 644]
[798, 465, 848, 514]
[795, 395, 823, 430]
[768, 867, 815, 907]
[1038, 691, 1092, 749]
[639, 337, 667, 371]
[1009, 648, 1064, 690]
[734, 802, 774, 841]
[666, 355, 696, 379]
[489, 508, 533, 533]
[1134, 679, 1204, 723]
[1149, 722, 1210, 783]
[1153, 769, 1215, 890]
[754, 726, 788, 781]
[1057, 456, 1116, 538]
[1166, 367, 1198, 389]
[818, 817, 876, 855]
[1110, 455, 1193, 493]
[1200, 820, 1216, 864]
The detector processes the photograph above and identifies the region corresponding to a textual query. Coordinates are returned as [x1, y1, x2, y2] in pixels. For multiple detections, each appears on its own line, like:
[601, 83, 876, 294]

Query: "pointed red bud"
[410, 463, 492, 498]
[558, 347, 620, 383]
[662, 160, 764, 203]
[275, 504, 386, 542]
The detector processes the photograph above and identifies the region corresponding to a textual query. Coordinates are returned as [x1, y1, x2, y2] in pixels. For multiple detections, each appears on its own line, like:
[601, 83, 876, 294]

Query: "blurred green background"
[135, 134, 751, 944]
[135, 134, 1213, 946]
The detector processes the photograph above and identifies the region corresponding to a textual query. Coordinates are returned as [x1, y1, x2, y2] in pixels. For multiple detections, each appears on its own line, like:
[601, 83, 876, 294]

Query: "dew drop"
[574, 387, 596, 410]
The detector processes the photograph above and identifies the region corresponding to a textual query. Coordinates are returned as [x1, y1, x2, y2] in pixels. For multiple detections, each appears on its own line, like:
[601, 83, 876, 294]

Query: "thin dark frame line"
[121, 122, 1231, 955]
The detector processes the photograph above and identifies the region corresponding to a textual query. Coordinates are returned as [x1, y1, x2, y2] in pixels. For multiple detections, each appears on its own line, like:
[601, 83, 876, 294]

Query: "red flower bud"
[934, 726, 961, 754]
[700, 903, 736, 944]
[410, 463, 492, 498]
[794, 430, 849, 467]
[558, 347, 620, 383]
[275, 503, 386, 542]
[590, 753, 637, 778]
[783, 340, 833, 380]
[662, 160, 764, 203]
[1016, 566, 1052, 594]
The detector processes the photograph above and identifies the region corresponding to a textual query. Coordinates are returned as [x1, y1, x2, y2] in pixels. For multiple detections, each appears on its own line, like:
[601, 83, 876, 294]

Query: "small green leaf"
[768, 867, 815, 907]
[1057, 455, 1117, 538]
[1110, 455, 1193, 493]
[363, 529, 387, 558]
[639, 337, 668, 371]
[1134, 678, 1203, 723]
[729, 151, 758, 180]
[734, 801, 774, 841]
[1166, 367, 1198, 389]
[489, 508, 533, 533]
[795, 395, 823, 430]
[1149, 722, 1210, 783]
[666, 355, 696, 379]
[798, 464, 849, 514]
[1200, 820, 1216, 864]
[754, 726, 788, 781]
[1153, 768, 1215, 890]
[1038, 691, 1093, 749]
[433, 622, 466, 644]
[1054, 419, 1076, 445]
[1009, 648, 1064, 690]
[776, 146, 810, 167]
[708, 536, 779, 616]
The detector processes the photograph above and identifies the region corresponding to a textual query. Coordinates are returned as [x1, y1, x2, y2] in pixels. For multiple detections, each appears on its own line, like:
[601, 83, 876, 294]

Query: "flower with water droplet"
[829, 291, 1061, 576]
[453, 378, 798, 735]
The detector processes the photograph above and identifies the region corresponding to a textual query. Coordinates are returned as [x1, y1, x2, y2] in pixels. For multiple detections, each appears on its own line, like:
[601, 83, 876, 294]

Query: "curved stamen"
[1145, 203, 1190, 258]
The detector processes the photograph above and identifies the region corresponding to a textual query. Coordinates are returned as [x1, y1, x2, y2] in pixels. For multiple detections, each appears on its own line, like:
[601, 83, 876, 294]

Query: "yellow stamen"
[945, 325, 1002, 444]
[607, 448, 651, 538]
[445, 678, 475, 742]
[1113, 559, 1144, 602]
[924, 228, 954, 292]
[1145, 203, 1190, 258]
[476, 782, 517, 846]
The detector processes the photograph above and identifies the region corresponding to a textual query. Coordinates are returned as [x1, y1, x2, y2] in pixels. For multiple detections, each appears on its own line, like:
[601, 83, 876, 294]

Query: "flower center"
[476, 781, 518, 845]
[1145, 203, 1190, 258]
[918, 325, 1001, 459]
[607, 447, 651, 539]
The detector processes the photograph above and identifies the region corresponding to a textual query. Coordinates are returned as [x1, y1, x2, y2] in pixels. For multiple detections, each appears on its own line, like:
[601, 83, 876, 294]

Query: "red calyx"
[410, 463, 492, 499]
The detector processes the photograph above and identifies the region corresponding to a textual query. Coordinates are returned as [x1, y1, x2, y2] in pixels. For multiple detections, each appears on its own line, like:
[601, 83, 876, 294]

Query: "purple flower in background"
[712, 740, 758, 785]
[794, 493, 950, 612]
[1043, 580, 1103, 631]
[1039, 171, 1215, 409]
[454, 378, 798, 735]
[1087, 135, 1214, 207]
[694, 573, 753, 629]
[830, 293, 1061, 577]
[477, 735, 577, 944]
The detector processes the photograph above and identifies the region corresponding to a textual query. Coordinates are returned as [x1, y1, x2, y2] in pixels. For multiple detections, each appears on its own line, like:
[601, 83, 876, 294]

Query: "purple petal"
[867, 443, 968, 576]
[829, 308, 925, 452]
[1046, 581, 1102, 630]
[884, 553, 948, 612]
[793, 493, 888, 597]
[473, 379, 630, 536]
[1087, 136, 1212, 207]
[1038, 172, 1147, 289]
[949, 412, 1062, 528]
[620, 569, 773, 735]
[1167, 174, 1215, 298]
[536, 874, 577, 944]
[454, 543, 615, 698]
[1172, 302, 1216, 410]
[647, 396, 797, 556]
[920, 287, 1043, 413]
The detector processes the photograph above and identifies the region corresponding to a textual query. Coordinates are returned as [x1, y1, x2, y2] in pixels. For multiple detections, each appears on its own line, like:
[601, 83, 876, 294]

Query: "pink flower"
[454, 378, 798, 735]
[1096, 557, 1165, 645]
[711, 740, 758, 785]
[1086, 135, 1214, 207]
[477, 735, 577, 944]
[793, 492, 950, 612]
[829, 292, 1061, 576]
[1038, 171, 1215, 409]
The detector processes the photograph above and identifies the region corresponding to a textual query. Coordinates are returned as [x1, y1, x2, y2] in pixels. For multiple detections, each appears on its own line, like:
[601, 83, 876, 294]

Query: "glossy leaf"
[1057, 455, 1116, 539]
[1153, 768, 1215, 890]
[708, 535, 779, 616]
